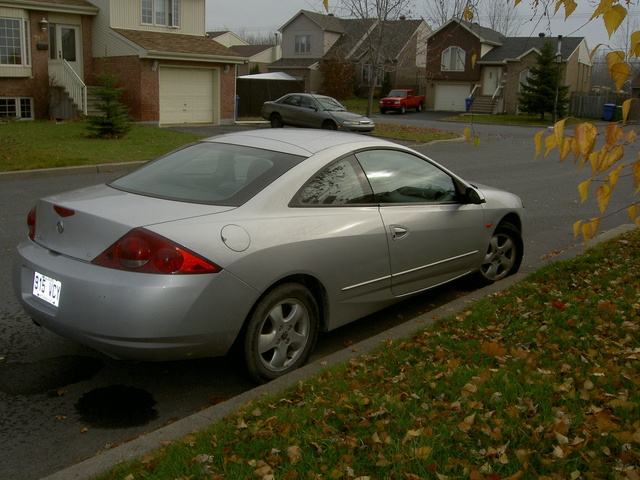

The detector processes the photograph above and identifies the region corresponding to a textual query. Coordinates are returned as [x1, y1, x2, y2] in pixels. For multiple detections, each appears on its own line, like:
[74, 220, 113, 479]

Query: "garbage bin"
[465, 98, 474, 112]
[614, 105, 623, 121]
[603, 103, 615, 121]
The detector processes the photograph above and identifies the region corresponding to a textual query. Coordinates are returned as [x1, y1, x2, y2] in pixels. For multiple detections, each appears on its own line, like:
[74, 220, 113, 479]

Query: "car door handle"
[391, 226, 409, 241]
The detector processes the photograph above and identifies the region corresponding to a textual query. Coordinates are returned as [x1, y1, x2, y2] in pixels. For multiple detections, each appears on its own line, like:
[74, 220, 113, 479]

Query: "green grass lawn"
[95, 228, 640, 480]
[0, 121, 201, 172]
[0, 119, 459, 173]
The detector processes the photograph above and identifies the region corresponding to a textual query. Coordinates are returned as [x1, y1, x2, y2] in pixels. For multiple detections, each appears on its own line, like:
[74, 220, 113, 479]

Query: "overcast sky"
[204, 0, 638, 52]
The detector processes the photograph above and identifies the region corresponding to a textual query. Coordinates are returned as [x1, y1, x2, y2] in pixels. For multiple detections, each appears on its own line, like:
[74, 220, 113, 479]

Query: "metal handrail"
[470, 84, 480, 98]
[48, 59, 87, 115]
[491, 85, 503, 101]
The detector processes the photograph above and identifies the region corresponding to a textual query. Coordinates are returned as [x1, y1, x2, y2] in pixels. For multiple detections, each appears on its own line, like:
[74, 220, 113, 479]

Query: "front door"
[482, 67, 501, 96]
[355, 149, 486, 297]
[50, 24, 83, 79]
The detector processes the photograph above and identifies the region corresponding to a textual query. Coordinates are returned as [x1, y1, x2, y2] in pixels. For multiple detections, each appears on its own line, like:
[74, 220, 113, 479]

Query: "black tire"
[270, 114, 284, 128]
[380, 108, 387, 114]
[242, 283, 319, 383]
[416, 103, 423, 112]
[475, 222, 523, 284]
[399, 104, 406, 114]
[322, 120, 337, 130]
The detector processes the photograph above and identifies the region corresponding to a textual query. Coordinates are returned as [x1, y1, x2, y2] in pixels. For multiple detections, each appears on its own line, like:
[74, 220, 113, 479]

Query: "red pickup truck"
[379, 89, 425, 114]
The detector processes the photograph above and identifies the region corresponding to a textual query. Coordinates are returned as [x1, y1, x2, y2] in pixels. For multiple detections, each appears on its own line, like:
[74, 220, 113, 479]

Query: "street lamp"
[552, 35, 563, 124]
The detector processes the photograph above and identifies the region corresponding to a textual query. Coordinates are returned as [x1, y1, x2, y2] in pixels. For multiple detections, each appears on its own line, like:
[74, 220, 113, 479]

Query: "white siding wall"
[108, 0, 205, 35]
[281, 15, 324, 58]
[90, 0, 141, 57]
[323, 31, 341, 55]
[415, 23, 430, 68]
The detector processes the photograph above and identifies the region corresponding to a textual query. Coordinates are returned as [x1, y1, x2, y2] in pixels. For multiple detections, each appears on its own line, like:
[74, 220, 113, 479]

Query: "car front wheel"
[242, 283, 319, 383]
[477, 222, 523, 284]
[322, 120, 337, 130]
[270, 114, 284, 128]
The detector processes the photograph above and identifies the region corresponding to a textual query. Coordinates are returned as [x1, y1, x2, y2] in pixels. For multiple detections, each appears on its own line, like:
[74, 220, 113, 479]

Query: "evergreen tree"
[85, 59, 133, 138]
[519, 41, 570, 121]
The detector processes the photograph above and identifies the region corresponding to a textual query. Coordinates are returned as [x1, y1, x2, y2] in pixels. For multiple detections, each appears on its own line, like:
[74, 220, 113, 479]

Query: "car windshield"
[316, 97, 347, 112]
[109, 142, 305, 206]
[388, 90, 407, 97]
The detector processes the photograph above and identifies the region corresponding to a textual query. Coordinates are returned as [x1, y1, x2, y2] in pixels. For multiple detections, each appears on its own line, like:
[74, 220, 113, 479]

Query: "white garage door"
[434, 84, 470, 112]
[159, 67, 216, 124]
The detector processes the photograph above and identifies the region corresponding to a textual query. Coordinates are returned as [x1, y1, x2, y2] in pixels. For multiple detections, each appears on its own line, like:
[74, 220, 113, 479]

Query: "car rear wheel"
[476, 222, 523, 284]
[270, 114, 284, 128]
[242, 283, 319, 383]
[322, 120, 337, 130]
[416, 103, 423, 112]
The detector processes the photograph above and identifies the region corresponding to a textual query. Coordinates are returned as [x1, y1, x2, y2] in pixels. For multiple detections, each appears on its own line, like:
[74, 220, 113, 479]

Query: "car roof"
[203, 128, 394, 157]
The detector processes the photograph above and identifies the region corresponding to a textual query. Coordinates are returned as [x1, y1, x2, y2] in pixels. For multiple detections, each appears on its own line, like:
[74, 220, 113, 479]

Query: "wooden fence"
[568, 92, 629, 119]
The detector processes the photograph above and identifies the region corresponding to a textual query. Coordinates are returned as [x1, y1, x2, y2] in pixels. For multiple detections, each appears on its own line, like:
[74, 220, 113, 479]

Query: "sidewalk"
[41, 223, 637, 480]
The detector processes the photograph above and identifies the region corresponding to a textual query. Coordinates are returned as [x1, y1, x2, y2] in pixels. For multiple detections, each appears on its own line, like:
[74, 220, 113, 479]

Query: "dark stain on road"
[75, 385, 158, 428]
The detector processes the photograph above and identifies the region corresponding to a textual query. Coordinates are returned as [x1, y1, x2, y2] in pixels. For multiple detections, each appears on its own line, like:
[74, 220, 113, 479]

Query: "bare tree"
[423, 0, 478, 27]
[235, 29, 279, 45]
[339, 0, 417, 116]
[478, 0, 521, 36]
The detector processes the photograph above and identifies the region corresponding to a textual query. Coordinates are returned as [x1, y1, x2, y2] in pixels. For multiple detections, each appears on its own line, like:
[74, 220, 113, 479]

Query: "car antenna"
[309, 92, 342, 130]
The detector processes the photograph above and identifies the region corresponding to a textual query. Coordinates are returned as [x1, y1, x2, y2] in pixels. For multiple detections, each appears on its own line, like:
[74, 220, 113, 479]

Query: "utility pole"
[553, 35, 563, 124]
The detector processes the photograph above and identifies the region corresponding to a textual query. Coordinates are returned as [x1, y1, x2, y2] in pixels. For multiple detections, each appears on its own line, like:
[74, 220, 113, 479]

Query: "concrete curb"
[41, 223, 638, 480]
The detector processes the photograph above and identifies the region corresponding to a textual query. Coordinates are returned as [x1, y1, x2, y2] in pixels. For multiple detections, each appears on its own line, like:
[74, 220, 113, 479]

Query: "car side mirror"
[465, 187, 486, 205]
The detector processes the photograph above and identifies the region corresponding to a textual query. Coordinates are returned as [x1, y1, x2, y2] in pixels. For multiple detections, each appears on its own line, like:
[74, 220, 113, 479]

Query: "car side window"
[299, 97, 313, 109]
[355, 149, 458, 203]
[293, 155, 374, 206]
[282, 95, 300, 106]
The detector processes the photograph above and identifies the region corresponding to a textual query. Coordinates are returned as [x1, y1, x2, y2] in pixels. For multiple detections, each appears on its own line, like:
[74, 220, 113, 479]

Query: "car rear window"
[109, 142, 305, 205]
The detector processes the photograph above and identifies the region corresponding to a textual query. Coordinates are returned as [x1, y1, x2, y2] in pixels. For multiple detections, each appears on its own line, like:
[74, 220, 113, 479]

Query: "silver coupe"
[13, 129, 523, 383]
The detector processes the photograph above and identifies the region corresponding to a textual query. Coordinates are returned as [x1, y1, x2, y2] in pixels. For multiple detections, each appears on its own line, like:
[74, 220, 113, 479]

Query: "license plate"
[33, 272, 62, 307]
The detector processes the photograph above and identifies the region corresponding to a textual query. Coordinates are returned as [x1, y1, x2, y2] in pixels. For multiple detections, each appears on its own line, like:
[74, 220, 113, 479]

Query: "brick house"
[267, 10, 431, 95]
[425, 19, 592, 114]
[0, 0, 247, 125]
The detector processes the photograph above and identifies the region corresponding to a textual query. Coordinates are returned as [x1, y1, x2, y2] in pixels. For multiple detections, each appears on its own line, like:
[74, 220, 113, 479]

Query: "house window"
[295, 35, 311, 53]
[519, 68, 531, 92]
[0, 18, 30, 66]
[0, 98, 33, 119]
[362, 63, 382, 86]
[441, 46, 465, 72]
[142, 0, 180, 27]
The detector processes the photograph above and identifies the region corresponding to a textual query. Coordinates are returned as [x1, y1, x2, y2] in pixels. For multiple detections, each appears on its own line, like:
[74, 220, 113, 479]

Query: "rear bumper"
[12, 240, 259, 361]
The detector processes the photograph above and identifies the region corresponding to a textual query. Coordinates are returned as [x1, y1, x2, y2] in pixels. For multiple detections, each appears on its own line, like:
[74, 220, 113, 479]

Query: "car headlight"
[342, 120, 360, 125]
[393, 100, 400, 104]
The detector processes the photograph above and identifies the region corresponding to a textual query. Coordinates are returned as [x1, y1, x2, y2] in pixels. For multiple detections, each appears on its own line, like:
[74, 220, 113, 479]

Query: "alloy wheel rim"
[258, 299, 310, 372]
[481, 233, 516, 281]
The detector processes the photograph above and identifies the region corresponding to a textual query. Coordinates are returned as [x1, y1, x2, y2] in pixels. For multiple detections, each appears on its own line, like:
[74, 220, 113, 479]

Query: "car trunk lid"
[32, 184, 234, 262]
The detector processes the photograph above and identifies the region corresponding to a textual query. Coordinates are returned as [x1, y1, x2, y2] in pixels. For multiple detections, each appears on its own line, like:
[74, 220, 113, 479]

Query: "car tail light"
[27, 206, 36, 241]
[54, 205, 75, 217]
[92, 228, 221, 274]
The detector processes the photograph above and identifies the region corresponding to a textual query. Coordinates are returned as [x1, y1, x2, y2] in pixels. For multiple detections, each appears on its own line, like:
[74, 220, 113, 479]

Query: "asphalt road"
[0, 114, 636, 480]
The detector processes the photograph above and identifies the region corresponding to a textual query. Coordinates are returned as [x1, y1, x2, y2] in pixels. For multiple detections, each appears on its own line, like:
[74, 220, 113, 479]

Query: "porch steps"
[468, 96, 497, 115]
[85, 86, 102, 117]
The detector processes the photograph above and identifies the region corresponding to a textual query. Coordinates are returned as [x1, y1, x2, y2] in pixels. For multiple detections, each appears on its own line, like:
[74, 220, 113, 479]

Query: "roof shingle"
[114, 29, 245, 58]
